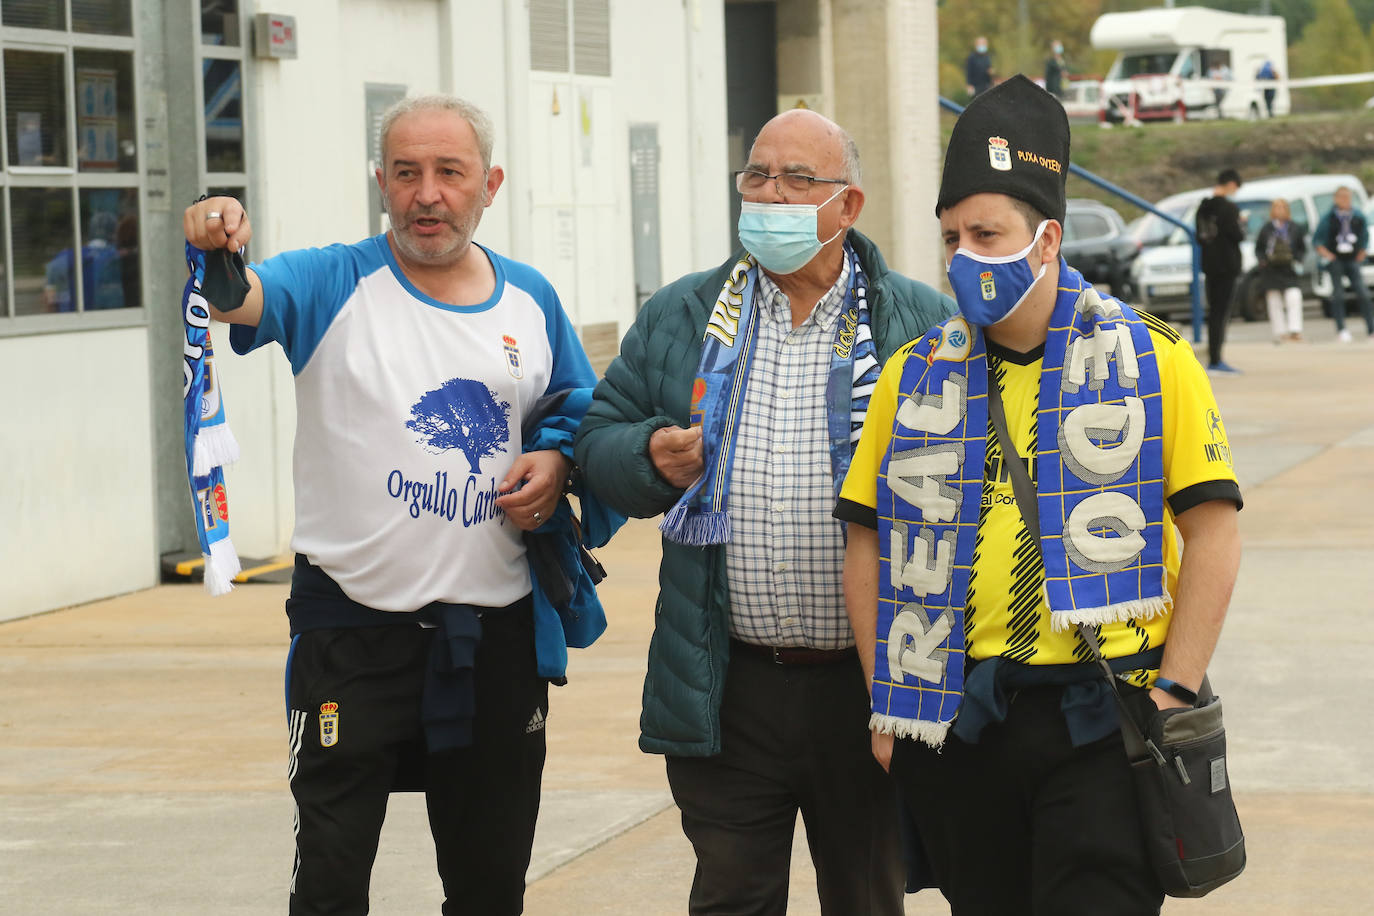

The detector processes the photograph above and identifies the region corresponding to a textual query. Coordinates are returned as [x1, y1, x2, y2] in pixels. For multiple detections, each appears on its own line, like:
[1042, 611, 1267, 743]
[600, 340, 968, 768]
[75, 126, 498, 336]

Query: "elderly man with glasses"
[575, 108, 953, 914]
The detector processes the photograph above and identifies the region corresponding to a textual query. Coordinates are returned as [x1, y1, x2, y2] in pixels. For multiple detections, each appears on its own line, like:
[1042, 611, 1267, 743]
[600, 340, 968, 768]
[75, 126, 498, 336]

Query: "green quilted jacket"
[573, 230, 956, 756]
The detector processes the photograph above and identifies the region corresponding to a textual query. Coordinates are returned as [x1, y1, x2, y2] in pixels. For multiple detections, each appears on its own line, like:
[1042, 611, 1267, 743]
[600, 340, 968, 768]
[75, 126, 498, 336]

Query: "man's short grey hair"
[379, 94, 495, 170]
[839, 131, 862, 187]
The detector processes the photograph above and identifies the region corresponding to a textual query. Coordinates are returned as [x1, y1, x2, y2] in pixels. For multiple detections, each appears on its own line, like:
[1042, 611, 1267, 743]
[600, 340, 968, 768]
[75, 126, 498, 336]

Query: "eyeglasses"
[733, 169, 849, 196]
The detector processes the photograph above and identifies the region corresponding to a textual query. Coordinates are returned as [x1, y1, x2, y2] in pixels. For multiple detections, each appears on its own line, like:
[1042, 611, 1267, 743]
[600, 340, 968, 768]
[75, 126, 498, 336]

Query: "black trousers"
[889, 685, 1163, 916]
[285, 604, 548, 916]
[664, 648, 905, 916]
[1205, 269, 1238, 365]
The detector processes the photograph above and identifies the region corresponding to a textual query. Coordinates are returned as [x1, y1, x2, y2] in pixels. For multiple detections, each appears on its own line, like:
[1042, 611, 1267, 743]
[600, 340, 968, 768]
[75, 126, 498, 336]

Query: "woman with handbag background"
[1255, 198, 1307, 342]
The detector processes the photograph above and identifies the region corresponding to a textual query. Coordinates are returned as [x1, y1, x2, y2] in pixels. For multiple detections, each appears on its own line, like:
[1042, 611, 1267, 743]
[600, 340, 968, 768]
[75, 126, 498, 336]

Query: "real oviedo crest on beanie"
[936, 74, 1070, 222]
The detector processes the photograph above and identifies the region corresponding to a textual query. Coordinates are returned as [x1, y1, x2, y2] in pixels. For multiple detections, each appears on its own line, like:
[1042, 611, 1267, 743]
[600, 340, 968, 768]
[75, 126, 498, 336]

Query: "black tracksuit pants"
[285, 599, 547, 915]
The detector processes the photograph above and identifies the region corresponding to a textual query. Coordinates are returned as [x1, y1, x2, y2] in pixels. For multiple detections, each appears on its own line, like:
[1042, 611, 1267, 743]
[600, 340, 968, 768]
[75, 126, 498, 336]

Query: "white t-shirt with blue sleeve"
[231, 234, 595, 612]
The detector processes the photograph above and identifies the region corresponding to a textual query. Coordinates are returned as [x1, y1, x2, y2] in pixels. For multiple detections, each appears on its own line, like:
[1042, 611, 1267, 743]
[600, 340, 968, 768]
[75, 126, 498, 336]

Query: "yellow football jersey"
[838, 311, 1240, 675]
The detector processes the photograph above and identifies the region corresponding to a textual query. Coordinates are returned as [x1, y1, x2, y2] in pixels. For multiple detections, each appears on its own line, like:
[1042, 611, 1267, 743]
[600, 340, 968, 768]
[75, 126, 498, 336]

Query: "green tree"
[1290, 0, 1374, 111]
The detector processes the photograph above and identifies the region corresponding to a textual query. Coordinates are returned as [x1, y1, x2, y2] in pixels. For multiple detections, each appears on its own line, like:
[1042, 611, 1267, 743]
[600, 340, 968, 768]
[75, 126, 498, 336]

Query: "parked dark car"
[1060, 198, 1139, 298]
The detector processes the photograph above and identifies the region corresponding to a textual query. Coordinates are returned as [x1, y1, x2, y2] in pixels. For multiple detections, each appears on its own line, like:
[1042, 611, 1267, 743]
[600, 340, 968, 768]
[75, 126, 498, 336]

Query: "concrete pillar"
[777, 0, 824, 107]
[883, 0, 943, 282]
[824, 0, 942, 283]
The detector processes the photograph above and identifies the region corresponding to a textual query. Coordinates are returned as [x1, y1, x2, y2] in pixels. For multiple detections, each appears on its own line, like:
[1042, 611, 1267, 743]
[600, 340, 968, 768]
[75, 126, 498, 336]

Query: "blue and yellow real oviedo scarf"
[660, 243, 878, 545]
[872, 268, 1169, 746]
[182, 243, 241, 595]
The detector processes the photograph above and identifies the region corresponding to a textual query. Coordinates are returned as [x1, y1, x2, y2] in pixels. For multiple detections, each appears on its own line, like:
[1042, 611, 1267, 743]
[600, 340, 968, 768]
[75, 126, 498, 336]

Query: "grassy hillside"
[938, 109, 1374, 221]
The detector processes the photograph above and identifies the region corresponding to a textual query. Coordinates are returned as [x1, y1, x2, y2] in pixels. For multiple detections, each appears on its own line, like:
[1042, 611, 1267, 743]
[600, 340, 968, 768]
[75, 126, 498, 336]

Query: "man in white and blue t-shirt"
[185, 95, 596, 915]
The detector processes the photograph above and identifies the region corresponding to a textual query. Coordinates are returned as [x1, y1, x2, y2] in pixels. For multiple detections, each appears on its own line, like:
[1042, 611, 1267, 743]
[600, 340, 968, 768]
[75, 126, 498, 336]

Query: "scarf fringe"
[192, 425, 240, 477]
[203, 536, 242, 597]
[869, 712, 950, 749]
[659, 506, 731, 546]
[1049, 594, 1171, 632]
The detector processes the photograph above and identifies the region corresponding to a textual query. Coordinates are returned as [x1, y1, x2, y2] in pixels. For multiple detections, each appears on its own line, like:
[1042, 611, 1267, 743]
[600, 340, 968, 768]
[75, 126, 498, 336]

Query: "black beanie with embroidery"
[936, 74, 1071, 222]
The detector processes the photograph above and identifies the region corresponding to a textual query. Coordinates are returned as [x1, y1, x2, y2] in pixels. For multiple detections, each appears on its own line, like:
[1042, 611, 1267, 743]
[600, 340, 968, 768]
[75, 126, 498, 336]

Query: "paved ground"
[2, 315, 1372, 914]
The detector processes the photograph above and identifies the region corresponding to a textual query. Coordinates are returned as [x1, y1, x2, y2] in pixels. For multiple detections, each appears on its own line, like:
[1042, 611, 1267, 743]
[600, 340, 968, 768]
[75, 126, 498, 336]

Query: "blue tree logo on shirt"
[406, 378, 511, 473]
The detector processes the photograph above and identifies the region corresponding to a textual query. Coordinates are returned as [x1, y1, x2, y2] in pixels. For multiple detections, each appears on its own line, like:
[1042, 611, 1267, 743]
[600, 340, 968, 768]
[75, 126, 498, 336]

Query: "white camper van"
[1091, 6, 1289, 124]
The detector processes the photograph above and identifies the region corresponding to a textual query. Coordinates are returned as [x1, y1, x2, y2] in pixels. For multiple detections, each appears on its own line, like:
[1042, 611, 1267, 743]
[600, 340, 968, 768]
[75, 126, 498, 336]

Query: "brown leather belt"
[730, 638, 858, 666]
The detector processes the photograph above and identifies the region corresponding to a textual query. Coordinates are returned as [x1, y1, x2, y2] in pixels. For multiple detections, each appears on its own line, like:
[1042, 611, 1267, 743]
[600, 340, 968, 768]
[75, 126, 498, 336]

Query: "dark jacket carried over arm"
[573, 230, 956, 756]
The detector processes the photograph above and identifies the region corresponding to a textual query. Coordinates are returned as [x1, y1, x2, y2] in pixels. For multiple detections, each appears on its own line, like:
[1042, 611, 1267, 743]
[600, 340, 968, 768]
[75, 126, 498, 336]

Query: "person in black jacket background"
[1196, 168, 1245, 372]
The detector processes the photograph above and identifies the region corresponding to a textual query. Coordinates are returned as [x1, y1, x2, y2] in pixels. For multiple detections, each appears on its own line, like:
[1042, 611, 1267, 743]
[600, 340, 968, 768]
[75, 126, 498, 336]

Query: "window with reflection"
[72, 0, 132, 35]
[1, 0, 65, 30]
[80, 188, 140, 310]
[74, 50, 138, 172]
[1, 0, 144, 321]
[201, 0, 241, 47]
[12, 188, 76, 316]
[5, 51, 68, 168]
[203, 60, 244, 172]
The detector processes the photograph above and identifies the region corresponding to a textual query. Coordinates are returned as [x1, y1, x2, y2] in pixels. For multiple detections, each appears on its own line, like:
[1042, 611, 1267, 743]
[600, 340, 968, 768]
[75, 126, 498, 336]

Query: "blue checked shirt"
[725, 256, 852, 650]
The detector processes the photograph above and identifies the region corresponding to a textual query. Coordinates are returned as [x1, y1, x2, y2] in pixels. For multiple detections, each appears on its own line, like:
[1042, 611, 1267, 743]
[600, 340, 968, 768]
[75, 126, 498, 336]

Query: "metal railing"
[938, 96, 1205, 340]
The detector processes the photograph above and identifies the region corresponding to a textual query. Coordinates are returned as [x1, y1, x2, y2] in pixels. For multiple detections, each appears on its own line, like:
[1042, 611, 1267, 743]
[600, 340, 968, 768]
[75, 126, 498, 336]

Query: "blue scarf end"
[659, 504, 731, 546]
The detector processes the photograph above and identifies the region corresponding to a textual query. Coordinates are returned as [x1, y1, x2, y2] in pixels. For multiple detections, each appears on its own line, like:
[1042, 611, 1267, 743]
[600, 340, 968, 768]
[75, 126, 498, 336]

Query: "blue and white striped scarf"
[660, 244, 877, 545]
[871, 266, 1168, 746]
[182, 244, 241, 594]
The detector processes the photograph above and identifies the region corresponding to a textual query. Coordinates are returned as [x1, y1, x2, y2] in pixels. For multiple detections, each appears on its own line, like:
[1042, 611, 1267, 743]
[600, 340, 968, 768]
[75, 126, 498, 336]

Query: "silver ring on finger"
[206, 211, 222, 221]
[533, 511, 543, 524]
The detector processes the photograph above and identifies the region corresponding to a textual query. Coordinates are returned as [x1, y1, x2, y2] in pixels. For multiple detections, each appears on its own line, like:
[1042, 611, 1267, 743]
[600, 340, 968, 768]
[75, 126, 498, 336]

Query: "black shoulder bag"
[987, 364, 1246, 898]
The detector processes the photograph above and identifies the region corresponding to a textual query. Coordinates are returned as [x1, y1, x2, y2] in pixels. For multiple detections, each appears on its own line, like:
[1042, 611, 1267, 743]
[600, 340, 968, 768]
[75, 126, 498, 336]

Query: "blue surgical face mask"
[946, 220, 1050, 326]
[738, 184, 848, 275]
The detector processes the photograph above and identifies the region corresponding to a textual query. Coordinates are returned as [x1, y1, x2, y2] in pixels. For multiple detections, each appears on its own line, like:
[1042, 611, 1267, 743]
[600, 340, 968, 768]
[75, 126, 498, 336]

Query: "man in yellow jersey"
[835, 75, 1242, 914]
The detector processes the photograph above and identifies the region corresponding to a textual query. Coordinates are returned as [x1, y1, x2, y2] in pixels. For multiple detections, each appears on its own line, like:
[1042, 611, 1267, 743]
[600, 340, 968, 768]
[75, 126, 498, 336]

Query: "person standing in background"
[1314, 185, 1374, 343]
[1254, 198, 1306, 343]
[966, 36, 995, 98]
[1195, 168, 1245, 373]
[1044, 40, 1068, 99]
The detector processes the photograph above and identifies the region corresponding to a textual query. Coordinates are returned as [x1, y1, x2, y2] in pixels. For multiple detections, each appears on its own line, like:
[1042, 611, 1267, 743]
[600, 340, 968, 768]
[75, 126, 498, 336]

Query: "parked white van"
[1130, 174, 1368, 317]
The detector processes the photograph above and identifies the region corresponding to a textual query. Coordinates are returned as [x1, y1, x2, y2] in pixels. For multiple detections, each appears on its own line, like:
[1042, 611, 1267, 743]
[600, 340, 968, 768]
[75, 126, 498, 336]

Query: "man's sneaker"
[1207, 362, 1241, 374]
[1338, 329, 1353, 343]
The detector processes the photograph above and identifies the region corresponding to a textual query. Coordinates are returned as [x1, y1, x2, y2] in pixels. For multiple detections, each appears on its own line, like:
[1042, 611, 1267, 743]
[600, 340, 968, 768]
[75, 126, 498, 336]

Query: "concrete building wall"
[0, 330, 157, 620]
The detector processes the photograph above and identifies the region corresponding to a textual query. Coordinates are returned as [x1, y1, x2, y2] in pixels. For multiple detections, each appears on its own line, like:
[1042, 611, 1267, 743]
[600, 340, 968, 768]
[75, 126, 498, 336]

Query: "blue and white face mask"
[946, 219, 1050, 326]
[738, 184, 848, 275]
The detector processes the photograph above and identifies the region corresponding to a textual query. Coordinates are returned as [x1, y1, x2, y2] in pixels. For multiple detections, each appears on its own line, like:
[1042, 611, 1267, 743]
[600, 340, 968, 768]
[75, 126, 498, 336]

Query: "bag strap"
[985, 361, 1163, 766]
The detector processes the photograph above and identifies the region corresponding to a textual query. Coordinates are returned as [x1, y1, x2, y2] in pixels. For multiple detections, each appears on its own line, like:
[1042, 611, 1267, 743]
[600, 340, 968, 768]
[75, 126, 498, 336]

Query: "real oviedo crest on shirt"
[502, 335, 523, 379]
[988, 136, 1011, 171]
